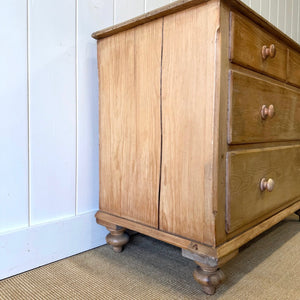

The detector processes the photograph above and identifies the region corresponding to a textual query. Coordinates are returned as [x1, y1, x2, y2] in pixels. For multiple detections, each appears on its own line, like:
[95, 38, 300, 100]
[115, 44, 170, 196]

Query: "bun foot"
[105, 225, 129, 253]
[193, 262, 225, 295]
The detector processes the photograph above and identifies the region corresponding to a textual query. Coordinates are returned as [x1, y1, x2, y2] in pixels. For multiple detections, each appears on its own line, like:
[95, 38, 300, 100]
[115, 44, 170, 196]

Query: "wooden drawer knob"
[260, 178, 275, 192]
[261, 104, 275, 119]
[262, 44, 276, 60]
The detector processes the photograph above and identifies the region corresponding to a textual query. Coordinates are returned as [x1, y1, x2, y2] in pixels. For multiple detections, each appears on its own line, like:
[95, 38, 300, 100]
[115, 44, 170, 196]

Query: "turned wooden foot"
[182, 248, 234, 295]
[193, 262, 225, 295]
[105, 225, 129, 253]
[194, 261, 225, 295]
[295, 210, 300, 221]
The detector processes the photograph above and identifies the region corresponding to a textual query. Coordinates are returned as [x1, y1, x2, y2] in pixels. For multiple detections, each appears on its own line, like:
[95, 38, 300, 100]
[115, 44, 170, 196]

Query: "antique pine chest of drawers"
[92, 0, 300, 294]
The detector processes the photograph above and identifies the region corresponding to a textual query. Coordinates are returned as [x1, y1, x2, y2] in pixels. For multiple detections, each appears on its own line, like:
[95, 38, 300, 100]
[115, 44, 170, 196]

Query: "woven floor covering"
[1, 215, 300, 300]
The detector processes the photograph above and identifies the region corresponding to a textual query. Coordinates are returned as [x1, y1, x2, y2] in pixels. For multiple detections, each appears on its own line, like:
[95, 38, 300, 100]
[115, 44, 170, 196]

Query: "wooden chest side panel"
[160, 2, 220, 245]
[98, 19, 162, 227]
[226, 146, 300, 233]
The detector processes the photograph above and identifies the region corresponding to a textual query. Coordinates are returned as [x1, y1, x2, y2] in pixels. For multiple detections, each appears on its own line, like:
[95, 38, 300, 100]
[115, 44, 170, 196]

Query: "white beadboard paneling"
[145, 0, 169, 12]
[0, 212, 106, 279]
[77, 0, 113, 214]
[242, 0, 250, 6]
[292, 0, 299, 40]
[260, 0, 270, 20]
[277, 0, 286, 32]
[285, 0, 293, 36]
[114, 0, 145, 24]
[0, 0, 28, 232]
[250, 0, 260, 13]
[29, 0, 76, 224]
[270, 0, 279, 27]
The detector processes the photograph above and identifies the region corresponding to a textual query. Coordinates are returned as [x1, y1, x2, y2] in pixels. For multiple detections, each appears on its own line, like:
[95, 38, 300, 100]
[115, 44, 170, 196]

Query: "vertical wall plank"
[77, 0, 113, 214]
[114, 0, 145, 24]
[277, 0, 286, 32]
[292, 0, 299, 41]
[260, 0, 270, 20]
[285, 0, 293, 36]
[269, 0, 278, 27]
[250, 0, 261, 14]
[242, 0, 251, 6]
[29, 0, 76, 224]
[146, 0, 169, 12]
[0, 0, 28, 233]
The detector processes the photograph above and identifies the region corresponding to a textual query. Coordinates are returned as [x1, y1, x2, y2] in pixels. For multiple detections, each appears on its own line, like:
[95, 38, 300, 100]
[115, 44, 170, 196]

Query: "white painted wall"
[0, 0, 299, 279]
[0, 0, 113, 280]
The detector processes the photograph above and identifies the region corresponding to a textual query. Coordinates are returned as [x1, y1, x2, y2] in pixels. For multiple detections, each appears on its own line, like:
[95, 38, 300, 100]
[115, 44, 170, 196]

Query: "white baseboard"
[0, 211, 107, 279]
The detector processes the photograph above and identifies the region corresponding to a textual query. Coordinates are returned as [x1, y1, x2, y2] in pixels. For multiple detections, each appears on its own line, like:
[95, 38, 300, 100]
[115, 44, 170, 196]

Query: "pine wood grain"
[287, 48, 300, 88]
[217, 200, 300, 258]
[95, 211, 217, 257]
[214, 1, 231, 246]
[226, 198, 300, 239]
[98, 19, 162, 227]
[228, 70, 300, 144]
[230, 12, 287, 81]
[226, 145, 300, 233]
[159, 1, 220, 245]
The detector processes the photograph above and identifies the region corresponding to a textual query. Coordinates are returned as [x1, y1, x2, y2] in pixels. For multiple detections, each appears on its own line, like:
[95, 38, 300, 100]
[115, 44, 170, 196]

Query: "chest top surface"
[92, 0, 300, 53]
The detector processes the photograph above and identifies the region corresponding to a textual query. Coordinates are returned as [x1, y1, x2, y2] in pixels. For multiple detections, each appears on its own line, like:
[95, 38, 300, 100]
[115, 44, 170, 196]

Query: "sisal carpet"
[0, 215, 300, 300]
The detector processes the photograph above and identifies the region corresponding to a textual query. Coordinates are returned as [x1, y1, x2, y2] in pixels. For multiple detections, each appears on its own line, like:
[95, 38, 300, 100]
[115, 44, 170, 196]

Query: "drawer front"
[230, 12, 287, 80]
[228, 70, 300, 144]
[287, 48, 300, 88]
[226, 146, 300, 233]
